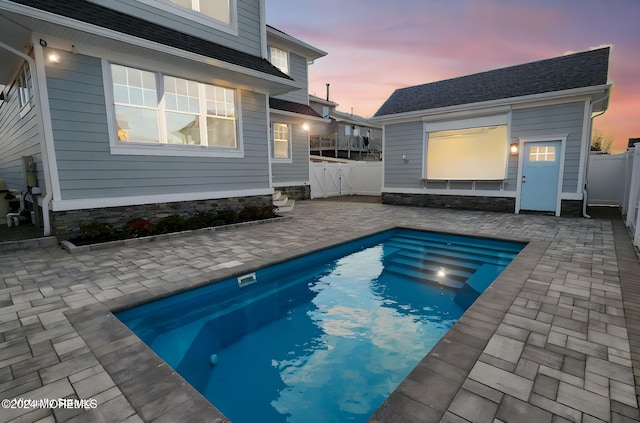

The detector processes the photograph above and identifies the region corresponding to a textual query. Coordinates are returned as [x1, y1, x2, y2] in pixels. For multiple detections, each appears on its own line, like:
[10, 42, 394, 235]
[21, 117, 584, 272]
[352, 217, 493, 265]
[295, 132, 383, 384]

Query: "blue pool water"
[117, 229, 524, 422]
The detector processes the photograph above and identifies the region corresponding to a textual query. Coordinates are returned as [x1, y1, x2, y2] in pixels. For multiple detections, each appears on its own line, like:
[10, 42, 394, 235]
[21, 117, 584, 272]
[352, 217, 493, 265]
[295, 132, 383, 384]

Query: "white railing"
[621, 144, 640, 247]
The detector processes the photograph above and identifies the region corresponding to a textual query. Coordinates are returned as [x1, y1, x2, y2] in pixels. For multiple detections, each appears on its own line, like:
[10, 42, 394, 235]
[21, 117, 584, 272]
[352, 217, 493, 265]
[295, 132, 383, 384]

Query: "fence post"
[626, 145, 640, 247]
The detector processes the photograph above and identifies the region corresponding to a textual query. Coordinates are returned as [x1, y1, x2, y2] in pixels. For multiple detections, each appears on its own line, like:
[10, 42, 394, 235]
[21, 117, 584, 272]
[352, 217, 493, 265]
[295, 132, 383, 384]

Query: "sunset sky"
[266, 0, 639, 153]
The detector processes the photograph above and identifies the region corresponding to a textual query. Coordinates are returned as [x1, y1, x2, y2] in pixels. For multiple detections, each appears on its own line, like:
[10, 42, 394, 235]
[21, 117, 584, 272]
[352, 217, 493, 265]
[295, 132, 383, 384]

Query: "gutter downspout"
[0, 40, 53, 235]
[583, 91, 610, 218]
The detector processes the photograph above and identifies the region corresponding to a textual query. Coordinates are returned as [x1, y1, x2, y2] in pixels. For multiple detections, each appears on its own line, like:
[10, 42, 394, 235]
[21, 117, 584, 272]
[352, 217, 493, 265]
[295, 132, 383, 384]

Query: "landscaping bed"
[61, 206, 286, 254]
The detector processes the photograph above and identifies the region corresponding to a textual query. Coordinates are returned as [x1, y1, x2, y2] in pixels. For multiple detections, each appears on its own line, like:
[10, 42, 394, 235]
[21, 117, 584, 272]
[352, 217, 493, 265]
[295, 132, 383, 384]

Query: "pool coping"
[65, 224, 545, 422]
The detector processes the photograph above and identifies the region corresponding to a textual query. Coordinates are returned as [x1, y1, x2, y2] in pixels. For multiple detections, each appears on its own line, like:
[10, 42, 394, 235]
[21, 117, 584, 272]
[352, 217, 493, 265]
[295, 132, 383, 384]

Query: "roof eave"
[269, 108, 329, 123]
[0, 2, 299, 94]
[266, 26, 327, 61]
[371, 84, 612, 124]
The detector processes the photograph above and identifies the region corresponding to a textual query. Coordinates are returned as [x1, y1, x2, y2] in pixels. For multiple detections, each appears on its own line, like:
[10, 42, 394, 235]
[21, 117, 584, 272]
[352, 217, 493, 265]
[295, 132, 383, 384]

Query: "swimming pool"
[117, 229, 524, 422]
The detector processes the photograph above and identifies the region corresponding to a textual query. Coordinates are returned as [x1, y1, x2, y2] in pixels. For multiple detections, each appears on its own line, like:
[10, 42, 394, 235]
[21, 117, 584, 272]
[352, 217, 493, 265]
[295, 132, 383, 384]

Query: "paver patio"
[1, 199, 640, 422]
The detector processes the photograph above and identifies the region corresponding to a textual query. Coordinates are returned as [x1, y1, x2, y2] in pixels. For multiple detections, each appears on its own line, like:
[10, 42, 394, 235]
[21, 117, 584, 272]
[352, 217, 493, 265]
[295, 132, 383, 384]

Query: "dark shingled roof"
[269, 98, 322, 118]
[9, 0, 291, 80]
[374, 48, 610, 117]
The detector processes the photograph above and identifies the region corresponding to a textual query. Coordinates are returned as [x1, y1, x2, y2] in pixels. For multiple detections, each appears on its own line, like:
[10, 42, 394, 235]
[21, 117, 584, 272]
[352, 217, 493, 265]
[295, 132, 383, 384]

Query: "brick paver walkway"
[1, 200, 639, 422]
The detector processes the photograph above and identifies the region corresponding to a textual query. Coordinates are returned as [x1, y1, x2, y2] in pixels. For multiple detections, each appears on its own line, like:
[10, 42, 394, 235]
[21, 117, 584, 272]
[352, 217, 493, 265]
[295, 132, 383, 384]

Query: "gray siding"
[272, 52, 308, 104]
[0, 63, 43, 194]
[511, 101, 585, 193]
[96, 0, 262, 57]
[271, 117, 309, 184]
[47, 53, 270, 201]
[384, 122, 424, 188]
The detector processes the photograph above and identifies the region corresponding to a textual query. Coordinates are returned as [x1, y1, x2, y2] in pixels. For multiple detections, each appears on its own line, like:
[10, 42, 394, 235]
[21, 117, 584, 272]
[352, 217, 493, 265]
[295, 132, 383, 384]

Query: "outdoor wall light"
[302, 123, 309, 131]
[47, 52, 61, 63]
[510, 142, 519, 155]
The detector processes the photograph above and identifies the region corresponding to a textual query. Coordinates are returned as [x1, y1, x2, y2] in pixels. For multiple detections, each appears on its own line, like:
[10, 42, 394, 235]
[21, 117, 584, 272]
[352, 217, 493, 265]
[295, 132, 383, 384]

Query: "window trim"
[17, 62, 32, 118]
[424, 114, 510, 181]
[272, 122, 292, 163]
[135, 0, 238, 36]
[103, 60, 244, 158]
[269, 46, 289, 75]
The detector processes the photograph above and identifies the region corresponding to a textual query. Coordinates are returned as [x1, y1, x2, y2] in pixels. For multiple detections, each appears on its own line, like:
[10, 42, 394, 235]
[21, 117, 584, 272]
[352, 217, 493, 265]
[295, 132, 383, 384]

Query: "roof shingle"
[9, 0, 291, 80]
[269, 98, 322, 118]
[374, 47, 610, 117]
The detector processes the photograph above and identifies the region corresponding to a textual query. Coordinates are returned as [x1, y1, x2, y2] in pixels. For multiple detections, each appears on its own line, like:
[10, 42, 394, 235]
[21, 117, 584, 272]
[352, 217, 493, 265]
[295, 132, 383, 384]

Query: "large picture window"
[111, 64, 237, 149]
[426, 125, 508, 180]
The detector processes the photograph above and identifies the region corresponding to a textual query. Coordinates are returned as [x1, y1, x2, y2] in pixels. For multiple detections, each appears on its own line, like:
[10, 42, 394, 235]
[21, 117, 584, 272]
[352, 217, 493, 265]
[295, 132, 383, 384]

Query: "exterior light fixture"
[510, 142, 519, 155]
[302, 123, 309, 131]
[47, 52, 61, 63]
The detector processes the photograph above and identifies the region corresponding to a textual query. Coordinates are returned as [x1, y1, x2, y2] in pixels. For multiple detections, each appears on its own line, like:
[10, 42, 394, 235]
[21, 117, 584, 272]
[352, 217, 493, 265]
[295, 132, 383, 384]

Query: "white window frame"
[17, 62, 31, 118]
[269, 47, 289, 75]
[135, 0, 238, 36]
[345, 125, 351, 136]
[103, 60, 243, 158]
[272, 122, 291, 162]
[424, 114, 510, 181]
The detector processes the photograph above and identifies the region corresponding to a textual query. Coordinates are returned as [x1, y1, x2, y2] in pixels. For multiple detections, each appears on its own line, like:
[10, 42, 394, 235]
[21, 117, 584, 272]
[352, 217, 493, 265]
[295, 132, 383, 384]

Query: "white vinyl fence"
[310, 161, 382, 198]
[588, 153, 627, 205]
[620, 144, 640, 248]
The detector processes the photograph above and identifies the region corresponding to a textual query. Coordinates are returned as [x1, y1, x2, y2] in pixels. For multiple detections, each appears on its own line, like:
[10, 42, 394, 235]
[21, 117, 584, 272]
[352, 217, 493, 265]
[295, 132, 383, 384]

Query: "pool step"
[386, 240, 514, 266]
[392, 234, 521, 258]
[384, 264, 466, 289]
[390, 256, 473, 280]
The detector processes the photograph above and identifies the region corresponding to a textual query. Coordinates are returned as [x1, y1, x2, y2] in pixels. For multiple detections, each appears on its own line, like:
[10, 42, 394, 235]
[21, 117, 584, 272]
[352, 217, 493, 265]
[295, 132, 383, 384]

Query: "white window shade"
[426, 125, 508, 180]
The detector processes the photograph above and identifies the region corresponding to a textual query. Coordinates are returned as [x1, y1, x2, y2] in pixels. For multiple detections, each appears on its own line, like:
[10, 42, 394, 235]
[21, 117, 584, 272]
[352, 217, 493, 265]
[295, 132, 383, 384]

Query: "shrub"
[185, 211, 216, 230]
[215, 209, 238, 225]
[80, 222, 117, 243]
[238, 205, 275, 221]
[126, 218, 155, 238]
[155, 214, 187, 234]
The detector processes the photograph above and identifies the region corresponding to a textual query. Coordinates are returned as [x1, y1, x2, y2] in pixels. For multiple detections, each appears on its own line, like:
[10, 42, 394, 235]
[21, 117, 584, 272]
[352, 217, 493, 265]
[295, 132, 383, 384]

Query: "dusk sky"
[266, 0, 639, 153]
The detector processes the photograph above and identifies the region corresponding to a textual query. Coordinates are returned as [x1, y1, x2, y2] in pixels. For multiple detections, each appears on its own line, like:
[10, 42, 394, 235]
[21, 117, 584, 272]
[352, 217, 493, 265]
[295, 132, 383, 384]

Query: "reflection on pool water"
[117, 229, 524, 422]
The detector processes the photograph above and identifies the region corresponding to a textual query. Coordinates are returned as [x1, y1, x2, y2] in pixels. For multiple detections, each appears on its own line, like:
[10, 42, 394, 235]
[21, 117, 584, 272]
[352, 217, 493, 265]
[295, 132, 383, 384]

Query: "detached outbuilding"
[372, 47, 611, 216]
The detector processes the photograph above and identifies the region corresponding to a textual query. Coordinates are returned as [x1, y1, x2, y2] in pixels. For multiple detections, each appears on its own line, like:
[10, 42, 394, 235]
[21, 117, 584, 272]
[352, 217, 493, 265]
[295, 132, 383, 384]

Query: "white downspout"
[583, 91, 610, 218]
[0, 40, 53, 236]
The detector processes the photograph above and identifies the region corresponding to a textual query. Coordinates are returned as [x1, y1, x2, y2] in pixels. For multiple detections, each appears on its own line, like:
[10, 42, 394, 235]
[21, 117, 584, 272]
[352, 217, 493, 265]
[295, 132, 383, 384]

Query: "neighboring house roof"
[374, 47, 610, 117]
[7, 0, 291, 80]
[309, 94, 338, 108]
[331, 110, 381, 129]
[269, 97, 323, 118]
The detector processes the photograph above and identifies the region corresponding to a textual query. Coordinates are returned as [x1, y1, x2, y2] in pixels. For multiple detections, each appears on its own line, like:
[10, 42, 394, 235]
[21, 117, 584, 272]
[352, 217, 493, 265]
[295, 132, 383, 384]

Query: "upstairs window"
[272, 123, 290, 159]
[111, 64, 237, 150]
[269, 47, 289, 75]
[169, 0, 231, 25]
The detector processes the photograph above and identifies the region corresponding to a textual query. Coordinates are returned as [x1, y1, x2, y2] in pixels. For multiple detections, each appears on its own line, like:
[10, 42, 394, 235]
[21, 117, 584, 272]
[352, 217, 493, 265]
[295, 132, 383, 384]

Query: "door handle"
[522, 175, 526, 183]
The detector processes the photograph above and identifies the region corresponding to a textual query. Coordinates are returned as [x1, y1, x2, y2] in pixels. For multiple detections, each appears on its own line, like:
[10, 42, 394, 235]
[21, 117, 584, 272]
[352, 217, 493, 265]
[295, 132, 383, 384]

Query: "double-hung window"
[269, 47, 289, 75]
[110, 64, 238, 153]
[169, 0, 231, 25]
[17, 62, 31, 116]
[272, 123, 290, 159]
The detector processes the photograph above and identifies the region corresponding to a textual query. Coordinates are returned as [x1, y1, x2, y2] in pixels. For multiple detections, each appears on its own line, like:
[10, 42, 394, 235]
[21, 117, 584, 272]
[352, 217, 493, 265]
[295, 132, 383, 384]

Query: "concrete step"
[276, 199, 295, 213]
[273, 195, 289, 207]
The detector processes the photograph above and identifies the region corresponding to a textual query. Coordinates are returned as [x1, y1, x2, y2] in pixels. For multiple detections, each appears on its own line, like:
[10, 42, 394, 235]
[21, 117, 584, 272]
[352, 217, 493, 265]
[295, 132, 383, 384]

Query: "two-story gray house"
[0, 0, 324, 237]
[372, 48, 611, 217]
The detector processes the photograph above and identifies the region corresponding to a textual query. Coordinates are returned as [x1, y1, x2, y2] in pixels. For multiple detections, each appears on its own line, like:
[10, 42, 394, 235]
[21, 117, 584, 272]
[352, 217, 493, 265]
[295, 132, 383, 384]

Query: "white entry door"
[520, 141, 562, 213]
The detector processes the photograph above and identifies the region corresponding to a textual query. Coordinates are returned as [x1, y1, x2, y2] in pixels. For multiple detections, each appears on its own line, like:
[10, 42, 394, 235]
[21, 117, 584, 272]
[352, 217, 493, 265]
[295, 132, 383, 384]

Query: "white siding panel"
[0, 68, 43, 193]
[272, 52, 308, 104]
[384, 122, 424, 188]
[47, 54, 270, 201]
[96, 0, 262, 56]
[511, 101, 585, 193]
[272, 120, 309, 184]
